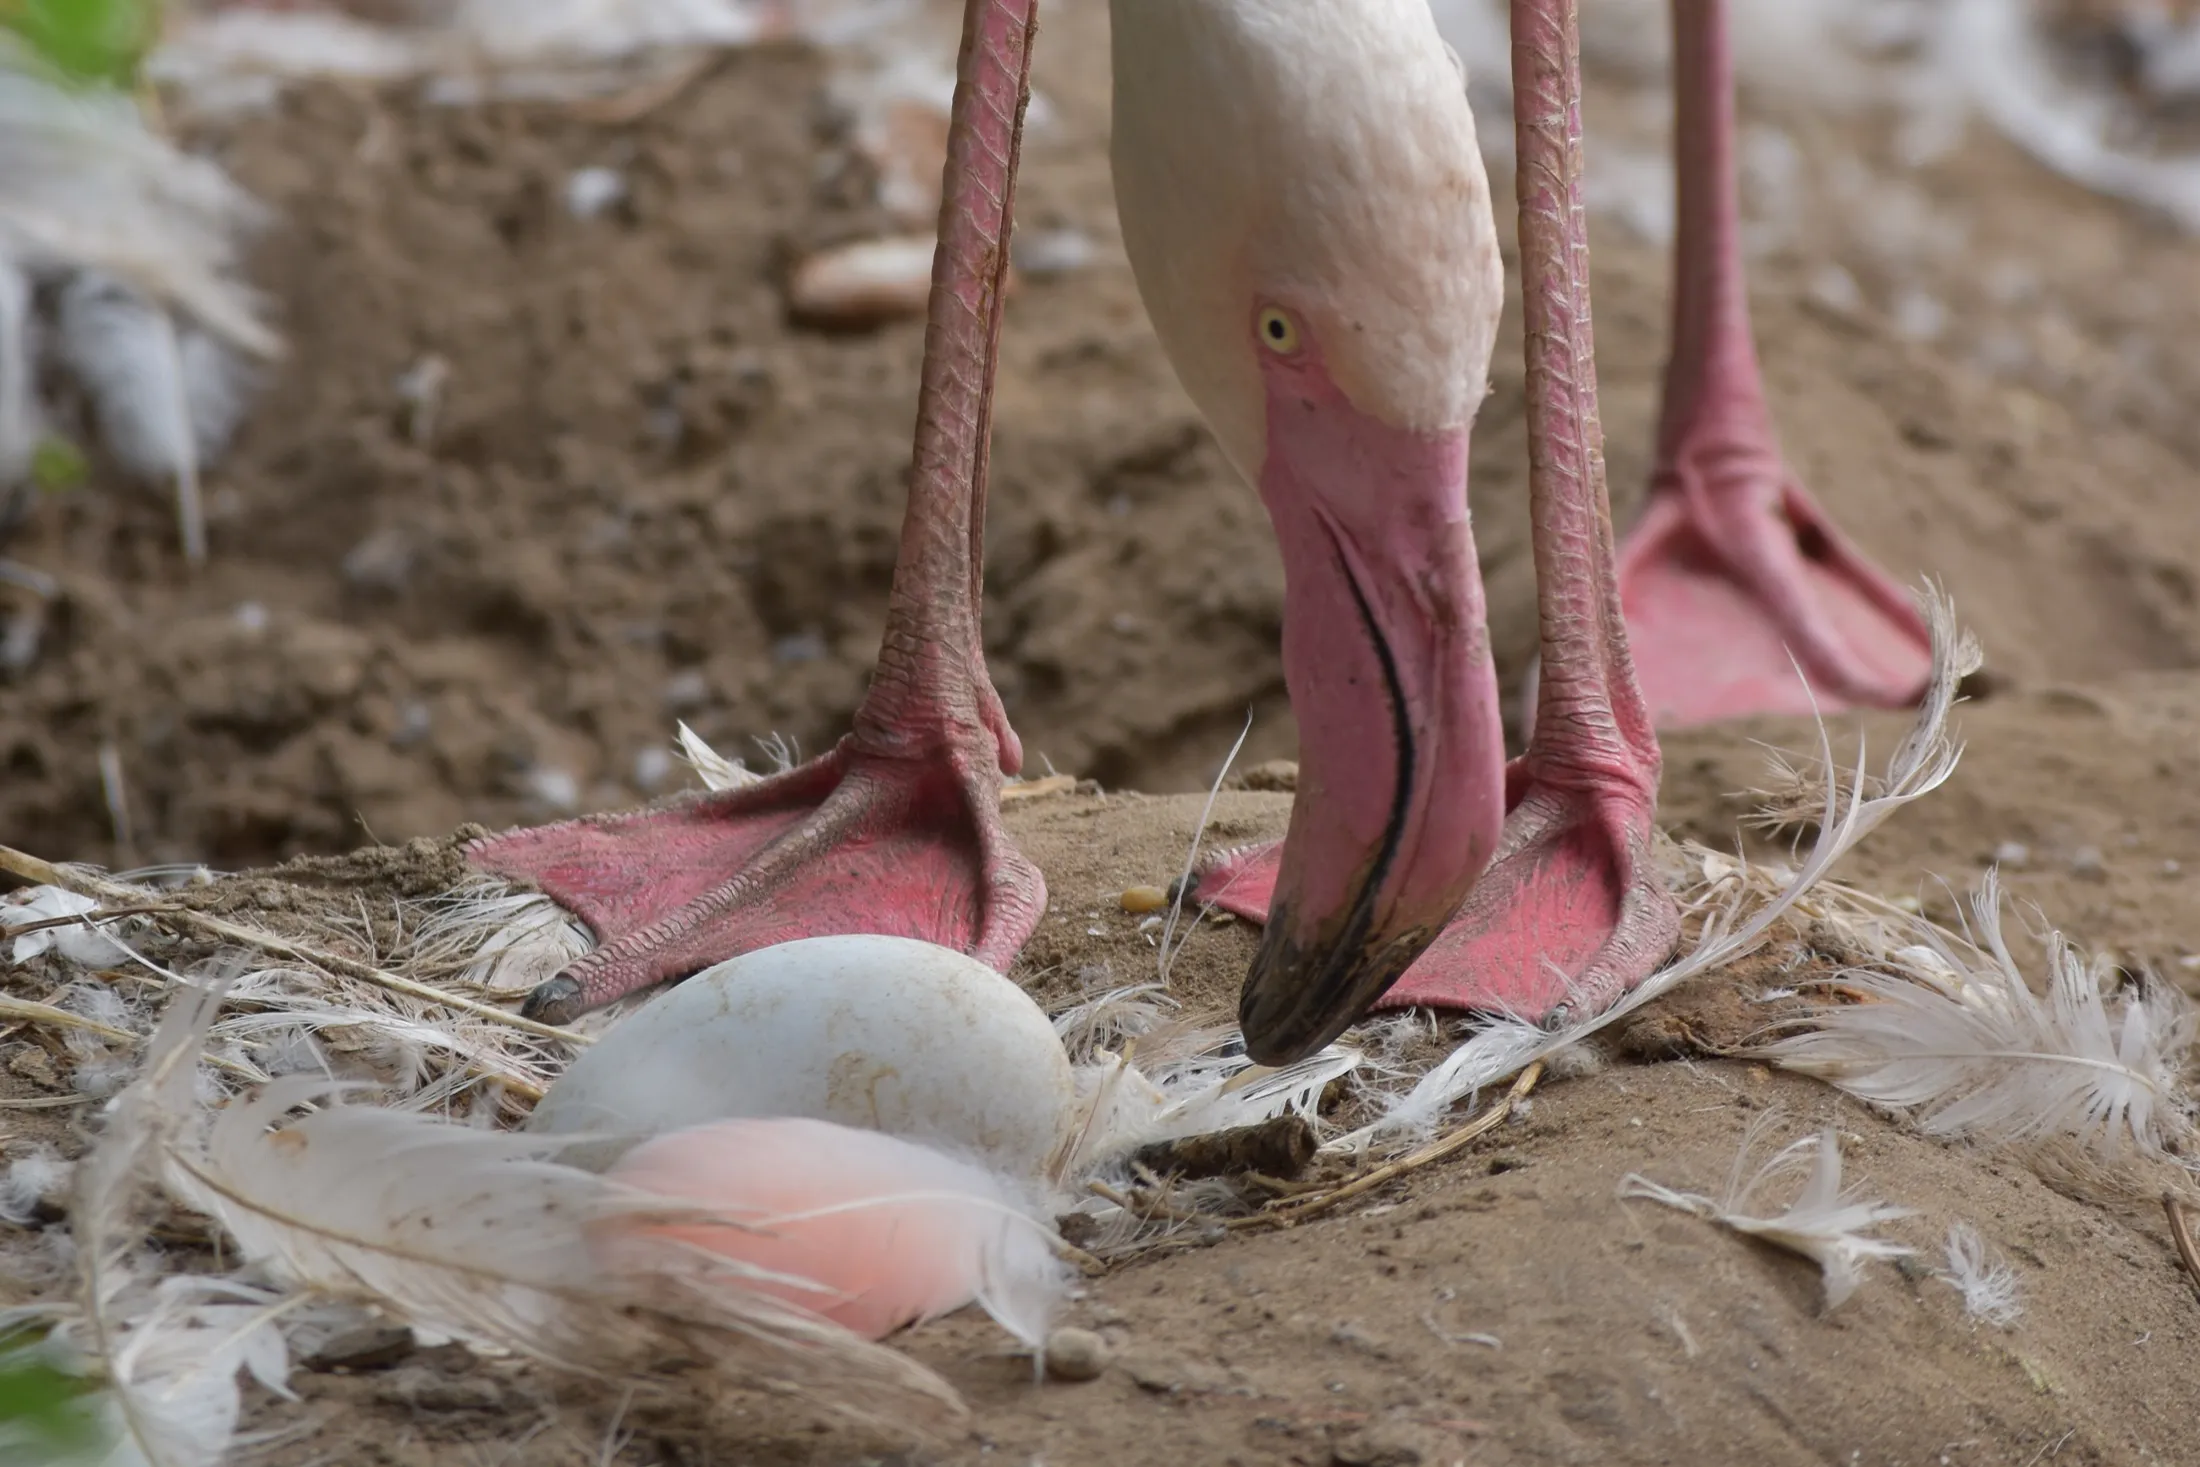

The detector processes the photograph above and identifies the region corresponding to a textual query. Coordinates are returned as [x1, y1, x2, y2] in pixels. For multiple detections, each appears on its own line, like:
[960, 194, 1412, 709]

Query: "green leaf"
[30, 436, 86, 494]
[4, 0, 161, 89]
[0, 1342, 107, 1464]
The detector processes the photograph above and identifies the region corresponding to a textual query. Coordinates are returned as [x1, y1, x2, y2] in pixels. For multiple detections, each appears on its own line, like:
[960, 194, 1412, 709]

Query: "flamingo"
[467, 0, 1932, 1064]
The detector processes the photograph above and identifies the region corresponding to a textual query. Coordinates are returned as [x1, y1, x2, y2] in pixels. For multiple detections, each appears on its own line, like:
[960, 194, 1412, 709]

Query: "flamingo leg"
[1200, 0, 1680, 1028]
[468, 0, 1046, 1024]
[1612, 0, 1932, 728]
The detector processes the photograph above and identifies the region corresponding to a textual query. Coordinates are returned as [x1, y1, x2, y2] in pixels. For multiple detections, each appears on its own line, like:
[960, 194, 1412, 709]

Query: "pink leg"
[469, 0, 1046, 1023]
[1611, 0, 1932, 728]
[1199, 0, 1679, 1027]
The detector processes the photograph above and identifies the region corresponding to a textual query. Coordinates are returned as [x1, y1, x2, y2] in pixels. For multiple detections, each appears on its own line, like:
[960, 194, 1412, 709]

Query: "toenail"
[521, 976, 585, 1026]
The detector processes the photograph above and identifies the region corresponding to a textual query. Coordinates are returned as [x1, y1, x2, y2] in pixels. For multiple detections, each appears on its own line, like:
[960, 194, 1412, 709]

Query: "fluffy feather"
[1620, 1126, 1915, 1309]
[1046, 979, 1361, 1172]
[606, 1117, 1069, 1347]
[1940, 1222, 2022, 1326]
[674, 720, 763, 792]
[1935, 0, 2200, 232]
[142, 983, 967, 1433]
[54, 274, 225, 563]
[405, 883, 593, 999]
[0, 1147, 71, 1225]
[5, 885, 129, 967]
[0, 70, 274, 356]
[61, 986, 294, 1467]
[1754, 870, 2198, 1167]
[1336, 587, 1979, 1152]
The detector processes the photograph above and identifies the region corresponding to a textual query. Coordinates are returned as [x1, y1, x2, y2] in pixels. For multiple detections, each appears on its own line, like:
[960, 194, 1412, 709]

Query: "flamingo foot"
[1195, 763, 1678, 1025]
[1614, 472, 1934, 729]
[1614, 0, 1934, 730]
[467, 0, 1049, 1025]
[468, 724, 1044, 1024]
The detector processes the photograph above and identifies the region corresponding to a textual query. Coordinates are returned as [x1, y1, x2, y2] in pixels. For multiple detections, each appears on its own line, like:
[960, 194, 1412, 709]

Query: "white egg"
[528, 935, 1075, 1178]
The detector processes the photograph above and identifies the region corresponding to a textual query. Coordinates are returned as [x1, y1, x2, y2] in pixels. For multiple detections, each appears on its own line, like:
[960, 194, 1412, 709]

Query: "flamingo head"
[1111, 0, 1510, 1062]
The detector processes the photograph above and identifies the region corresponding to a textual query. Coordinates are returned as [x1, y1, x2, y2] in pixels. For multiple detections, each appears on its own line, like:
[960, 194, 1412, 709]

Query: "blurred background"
[6, 0, 2200, 872]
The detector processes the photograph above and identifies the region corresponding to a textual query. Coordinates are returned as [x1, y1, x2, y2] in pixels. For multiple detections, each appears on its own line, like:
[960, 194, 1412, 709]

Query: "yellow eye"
[1256, 307, 1301, 355]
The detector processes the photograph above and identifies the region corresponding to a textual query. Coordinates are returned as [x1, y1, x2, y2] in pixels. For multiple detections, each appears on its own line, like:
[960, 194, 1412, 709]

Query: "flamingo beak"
[1238, 370, 1508, 1064]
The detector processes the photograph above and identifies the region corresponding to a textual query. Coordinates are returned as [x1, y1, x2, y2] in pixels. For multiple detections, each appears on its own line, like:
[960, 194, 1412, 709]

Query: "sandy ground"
[7, 2, 2200, 1463]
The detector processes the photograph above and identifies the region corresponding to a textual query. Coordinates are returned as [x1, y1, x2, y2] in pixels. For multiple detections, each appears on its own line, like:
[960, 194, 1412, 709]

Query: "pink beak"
[1237, 362, 1509, 1064]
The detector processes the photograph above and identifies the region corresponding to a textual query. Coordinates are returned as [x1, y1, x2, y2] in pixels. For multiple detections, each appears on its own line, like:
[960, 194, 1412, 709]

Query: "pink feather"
[600, 1117, 1066, 1345]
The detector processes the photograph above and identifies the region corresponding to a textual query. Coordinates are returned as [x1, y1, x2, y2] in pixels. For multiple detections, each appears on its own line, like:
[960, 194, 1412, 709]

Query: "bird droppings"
[1043, 1327, 1109, 1382]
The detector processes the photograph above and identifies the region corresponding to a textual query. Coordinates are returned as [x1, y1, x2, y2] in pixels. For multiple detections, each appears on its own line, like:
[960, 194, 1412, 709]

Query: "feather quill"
[1337, 586, 1979, 1153]
[1620, 1126, 1914, 1309]
[1754, 870, 2198, 1167]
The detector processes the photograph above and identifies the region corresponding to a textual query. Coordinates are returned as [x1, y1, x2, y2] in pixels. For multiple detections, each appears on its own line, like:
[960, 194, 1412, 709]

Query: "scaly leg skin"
[1198, 0, 1680, 1026]
[469, 0, 1047, 1025]
[1612, 0, 1932, 729]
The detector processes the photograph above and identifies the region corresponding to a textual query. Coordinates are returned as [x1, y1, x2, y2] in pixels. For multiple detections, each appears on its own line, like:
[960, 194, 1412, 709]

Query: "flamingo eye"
[1256, 307, 1301, 355]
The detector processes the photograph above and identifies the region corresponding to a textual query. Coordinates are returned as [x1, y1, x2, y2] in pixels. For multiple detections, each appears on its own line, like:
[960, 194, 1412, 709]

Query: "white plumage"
[1758, 870, 2198, 1168]
[1620, 1126, 1915, 1310]
[137, 983, 971, 1433]
[0, 61, 271, 561]
[1939, 1221, 2022, 1326]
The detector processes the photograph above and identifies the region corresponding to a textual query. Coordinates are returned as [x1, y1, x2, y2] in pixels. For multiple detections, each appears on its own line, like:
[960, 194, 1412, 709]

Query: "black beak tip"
[1239, 915, 1429, 1067]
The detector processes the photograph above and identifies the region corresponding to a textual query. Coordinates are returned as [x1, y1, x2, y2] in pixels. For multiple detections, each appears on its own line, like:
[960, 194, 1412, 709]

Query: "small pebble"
[1992, 840, 2030, 868]
[662, 669, 711, 712]
[306, 1323, 416, 1373]
[1044, 1326, 1109, 1383]
[2070, 846, 2108, 882]
[523, 766, 581, 812]
[633, 746, 674, 792]
[564, 166, 627, 219]
[1118, 885, 1169, 914]
[787, 236, 938, 327]
[8, 1046, 59, 1090]
[375, 1370, 506, 1413]
[1014, 227, 1096, 277]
